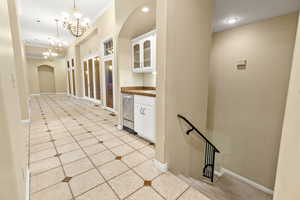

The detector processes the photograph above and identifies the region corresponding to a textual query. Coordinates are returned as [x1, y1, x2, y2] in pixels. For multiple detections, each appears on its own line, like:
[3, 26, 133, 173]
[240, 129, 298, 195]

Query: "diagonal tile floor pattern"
[29, 95, 209, 200]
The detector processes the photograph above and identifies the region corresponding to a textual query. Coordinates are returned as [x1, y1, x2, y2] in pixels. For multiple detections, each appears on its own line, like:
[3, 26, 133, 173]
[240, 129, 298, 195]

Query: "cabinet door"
[140, 104, 156, 143]
[143, 37, 152, 69]
[132, 42, 141, 71]
[134, 103, 144, 134]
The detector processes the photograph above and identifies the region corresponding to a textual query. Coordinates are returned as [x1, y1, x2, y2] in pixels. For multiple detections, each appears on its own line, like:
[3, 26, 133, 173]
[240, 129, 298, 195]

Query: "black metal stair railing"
[177, 114, 220, 183]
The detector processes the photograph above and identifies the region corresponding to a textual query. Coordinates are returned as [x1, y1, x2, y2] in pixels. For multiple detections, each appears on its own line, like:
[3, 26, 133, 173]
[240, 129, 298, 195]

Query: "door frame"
[102, 56, 115, 112]
[81, 53, 101, 104]
[101, 36, 116, 112]
[67, 59, 77, 97]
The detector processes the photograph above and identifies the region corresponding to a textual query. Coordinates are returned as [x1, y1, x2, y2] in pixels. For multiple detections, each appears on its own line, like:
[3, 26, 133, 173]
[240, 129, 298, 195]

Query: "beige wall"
[156, 0, 213, 179]
[0, 0, 28, 199]
[273, 12, 300, 200]
[7, 0, 30, 120]
[208, 13, 299, 189]
[27, 58, 67, 94]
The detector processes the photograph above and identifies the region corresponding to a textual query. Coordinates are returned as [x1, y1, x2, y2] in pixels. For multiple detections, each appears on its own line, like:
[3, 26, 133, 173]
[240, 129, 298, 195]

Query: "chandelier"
[43, 49, 58, 60]
[49, 19, 66, 51]
[61, 0, 90, 38]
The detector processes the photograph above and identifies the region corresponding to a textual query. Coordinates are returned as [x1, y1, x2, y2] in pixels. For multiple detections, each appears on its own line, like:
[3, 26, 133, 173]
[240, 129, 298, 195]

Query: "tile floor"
[28, 95, 209, 200]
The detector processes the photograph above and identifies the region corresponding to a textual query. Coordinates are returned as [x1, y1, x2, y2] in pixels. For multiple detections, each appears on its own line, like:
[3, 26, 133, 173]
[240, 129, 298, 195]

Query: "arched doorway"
[38, 65, 56, 93]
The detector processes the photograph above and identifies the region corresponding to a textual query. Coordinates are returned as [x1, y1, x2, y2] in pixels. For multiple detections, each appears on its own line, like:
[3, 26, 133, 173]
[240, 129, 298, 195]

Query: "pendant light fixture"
[50, 19, 66, 50]
[61, 0, 90, 38]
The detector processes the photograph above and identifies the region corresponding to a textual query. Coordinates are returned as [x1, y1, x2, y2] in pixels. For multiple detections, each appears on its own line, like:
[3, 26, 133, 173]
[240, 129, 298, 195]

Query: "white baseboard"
[103, 106, 116, 113]
[117, 124, 123, 130]
[154, 160, 168, 172]
[214, 168, 225, 177]
[21, 119, 31, 124]
[40, 92, 56, 95]
[221, 168, 273, 195]
[30, 93, 40, 96]
[56, 92, 67, 95]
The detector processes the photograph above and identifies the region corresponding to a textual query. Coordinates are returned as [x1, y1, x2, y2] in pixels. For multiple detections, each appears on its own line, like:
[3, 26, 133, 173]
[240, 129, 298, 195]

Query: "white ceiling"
[19, 0, 300, 50]
[214, 0, 300, 32]
[18, 0, 112, 48]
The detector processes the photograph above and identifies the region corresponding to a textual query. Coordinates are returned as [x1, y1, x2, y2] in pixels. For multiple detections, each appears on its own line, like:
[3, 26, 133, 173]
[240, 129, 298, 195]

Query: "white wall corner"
[222, 168, 274, 195]
[154, 159, 168, 172]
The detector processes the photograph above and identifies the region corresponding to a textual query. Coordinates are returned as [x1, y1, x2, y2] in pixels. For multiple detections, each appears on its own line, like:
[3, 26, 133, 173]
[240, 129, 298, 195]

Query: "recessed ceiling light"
[224, 17, 241, 25]
[141, 7, 150, 13]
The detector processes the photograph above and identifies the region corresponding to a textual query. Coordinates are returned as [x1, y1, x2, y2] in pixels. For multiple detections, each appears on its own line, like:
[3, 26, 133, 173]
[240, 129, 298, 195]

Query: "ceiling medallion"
[61, 0, 90, 38]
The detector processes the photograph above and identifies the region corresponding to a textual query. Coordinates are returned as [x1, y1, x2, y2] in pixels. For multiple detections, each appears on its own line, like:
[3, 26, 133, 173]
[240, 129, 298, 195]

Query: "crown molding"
[91, 1, 113, 25]
[24, 42, 52, 49]
[26, 53, 65, 60]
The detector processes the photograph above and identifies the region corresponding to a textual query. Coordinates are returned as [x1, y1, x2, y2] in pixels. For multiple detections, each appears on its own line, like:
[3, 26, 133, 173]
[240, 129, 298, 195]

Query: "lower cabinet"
[134, 95, 156, 143]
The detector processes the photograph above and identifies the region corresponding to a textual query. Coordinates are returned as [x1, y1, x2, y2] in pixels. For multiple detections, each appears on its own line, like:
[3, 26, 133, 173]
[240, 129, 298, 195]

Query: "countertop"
[121, 87, 156, 97]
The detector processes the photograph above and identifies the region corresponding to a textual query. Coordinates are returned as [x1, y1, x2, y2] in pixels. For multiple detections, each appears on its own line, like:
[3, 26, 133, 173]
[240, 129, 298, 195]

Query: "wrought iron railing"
[177, 114, 220, 183]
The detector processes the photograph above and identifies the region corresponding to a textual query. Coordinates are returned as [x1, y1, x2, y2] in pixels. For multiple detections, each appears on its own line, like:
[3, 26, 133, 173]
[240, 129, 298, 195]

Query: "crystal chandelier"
[61, 0, 90, 38]
[49, 19, 67, 51]
[43, 49, 58, 59]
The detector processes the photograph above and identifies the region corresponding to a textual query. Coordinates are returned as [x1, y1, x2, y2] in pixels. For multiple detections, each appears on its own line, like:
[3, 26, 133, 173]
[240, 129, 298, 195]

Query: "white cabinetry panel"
[134, 95, 156, 143]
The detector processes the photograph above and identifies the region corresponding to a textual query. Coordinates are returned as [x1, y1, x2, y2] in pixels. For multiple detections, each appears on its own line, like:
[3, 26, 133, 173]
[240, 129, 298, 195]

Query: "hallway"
[28, 95, 207, 200]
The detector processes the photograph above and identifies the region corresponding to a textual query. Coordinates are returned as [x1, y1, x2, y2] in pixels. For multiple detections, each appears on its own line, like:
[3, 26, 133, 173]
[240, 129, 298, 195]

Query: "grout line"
[49, 95, 163, 199]
[45, 95, 122, 200]
[29, 95, 177, 200]
[36, 96, 76, 199]
[61, 96, 169, 200]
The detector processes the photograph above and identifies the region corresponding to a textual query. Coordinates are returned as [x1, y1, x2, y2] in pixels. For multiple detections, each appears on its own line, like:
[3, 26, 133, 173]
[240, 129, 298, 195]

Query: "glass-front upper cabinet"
[131, 30, 156, 73]
[103, 39, 113, 57]
[143, 39, 151, 69]
[133, 43, 141, 70]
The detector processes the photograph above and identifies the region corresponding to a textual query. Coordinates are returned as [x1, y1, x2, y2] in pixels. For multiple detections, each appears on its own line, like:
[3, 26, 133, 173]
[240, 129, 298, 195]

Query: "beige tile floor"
[28, 95, 209, 200]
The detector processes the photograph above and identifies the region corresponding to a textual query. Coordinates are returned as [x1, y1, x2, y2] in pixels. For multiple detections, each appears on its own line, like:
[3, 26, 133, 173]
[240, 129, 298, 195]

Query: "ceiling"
[18, 0, 112, 49]
[19, 0, 300, 56]
[214, 0, 300, 32]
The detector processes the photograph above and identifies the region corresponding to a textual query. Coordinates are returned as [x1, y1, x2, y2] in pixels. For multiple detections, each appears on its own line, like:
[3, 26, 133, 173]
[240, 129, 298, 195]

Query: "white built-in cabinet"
[131, 30, 156, 73]
[134, 95, 156, 143]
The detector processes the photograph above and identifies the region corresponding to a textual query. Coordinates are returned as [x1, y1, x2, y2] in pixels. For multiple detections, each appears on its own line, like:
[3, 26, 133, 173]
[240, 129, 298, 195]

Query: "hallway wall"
[0, 0, 28, 199]
[208, 13, 299, 189]
[7, 0, 30, 120]
[27, 58, 67, 94]
[273, 11, 300, 200]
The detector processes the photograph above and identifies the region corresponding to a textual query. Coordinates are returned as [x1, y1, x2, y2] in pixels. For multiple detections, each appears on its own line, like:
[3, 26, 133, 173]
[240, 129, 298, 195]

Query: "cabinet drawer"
[134, 95, 155, 106]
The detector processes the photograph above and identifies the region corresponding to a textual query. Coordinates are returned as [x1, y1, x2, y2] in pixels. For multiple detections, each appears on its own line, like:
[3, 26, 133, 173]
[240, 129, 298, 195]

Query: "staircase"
[177, 114, 220, 183]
